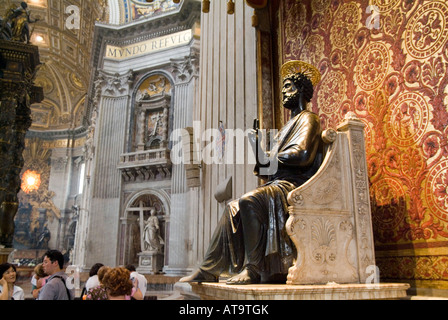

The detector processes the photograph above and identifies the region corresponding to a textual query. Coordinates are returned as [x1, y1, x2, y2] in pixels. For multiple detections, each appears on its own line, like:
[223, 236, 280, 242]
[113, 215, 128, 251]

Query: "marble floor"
[14, 269, 448, 300]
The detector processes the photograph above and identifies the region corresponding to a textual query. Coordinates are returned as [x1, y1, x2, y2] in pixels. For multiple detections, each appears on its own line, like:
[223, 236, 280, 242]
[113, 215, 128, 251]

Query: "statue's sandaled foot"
[226, 267, 261, 285]
[179, 269, 218, 283]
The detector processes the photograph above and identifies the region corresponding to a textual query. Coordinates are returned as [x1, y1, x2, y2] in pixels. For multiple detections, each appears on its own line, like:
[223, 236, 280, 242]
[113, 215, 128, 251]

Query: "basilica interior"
[1, 0, 448, 299]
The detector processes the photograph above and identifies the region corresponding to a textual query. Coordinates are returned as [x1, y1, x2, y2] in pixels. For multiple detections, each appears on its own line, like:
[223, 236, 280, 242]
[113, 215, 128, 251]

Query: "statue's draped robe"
[201, 110, 323, 280]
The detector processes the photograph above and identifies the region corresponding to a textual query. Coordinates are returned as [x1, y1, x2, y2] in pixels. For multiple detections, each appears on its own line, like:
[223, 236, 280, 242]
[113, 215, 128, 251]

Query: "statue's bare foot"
[226, 267, 260, 285]
[179, 269, 218, 283]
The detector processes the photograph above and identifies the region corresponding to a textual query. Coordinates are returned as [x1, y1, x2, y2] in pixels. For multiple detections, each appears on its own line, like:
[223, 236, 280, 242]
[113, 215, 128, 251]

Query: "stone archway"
[120, 189, 170, 272]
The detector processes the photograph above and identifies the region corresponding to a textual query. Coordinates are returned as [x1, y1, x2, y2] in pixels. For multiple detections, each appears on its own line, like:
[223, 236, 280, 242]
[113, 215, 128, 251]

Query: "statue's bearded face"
[282, 78, 301, 110]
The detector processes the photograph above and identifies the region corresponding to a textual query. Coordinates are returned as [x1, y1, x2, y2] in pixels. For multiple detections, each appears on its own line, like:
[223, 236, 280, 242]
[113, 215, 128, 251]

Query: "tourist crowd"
[0, 249, 147, 300]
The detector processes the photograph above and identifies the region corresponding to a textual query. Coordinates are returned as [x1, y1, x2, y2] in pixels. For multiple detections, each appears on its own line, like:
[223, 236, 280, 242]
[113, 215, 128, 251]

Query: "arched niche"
[131, 73, 173, 152]
[119, 188, 170, 268]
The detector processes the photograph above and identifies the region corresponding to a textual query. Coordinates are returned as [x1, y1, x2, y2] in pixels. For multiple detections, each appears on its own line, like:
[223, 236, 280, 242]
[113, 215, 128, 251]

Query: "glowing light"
[35, 35, 44, 42]
[27, 176, 36, 185]
[28, 0, 47, 8]
[21, 170, 41, 193]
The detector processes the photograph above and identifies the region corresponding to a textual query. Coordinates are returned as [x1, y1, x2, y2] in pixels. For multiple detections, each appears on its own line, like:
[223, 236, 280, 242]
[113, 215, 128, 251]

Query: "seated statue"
[180, 61, 323, 285]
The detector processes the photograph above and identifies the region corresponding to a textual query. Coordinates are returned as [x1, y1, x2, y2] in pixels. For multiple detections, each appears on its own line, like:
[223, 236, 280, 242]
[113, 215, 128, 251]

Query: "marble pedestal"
[189, 282, 410, 300]
[137, 251, 164, 274]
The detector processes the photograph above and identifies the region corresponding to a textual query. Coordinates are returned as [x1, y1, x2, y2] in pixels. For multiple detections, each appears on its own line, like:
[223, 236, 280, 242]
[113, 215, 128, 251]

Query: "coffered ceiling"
[1, 0, 186, 133]
[0, 0, 104, 132]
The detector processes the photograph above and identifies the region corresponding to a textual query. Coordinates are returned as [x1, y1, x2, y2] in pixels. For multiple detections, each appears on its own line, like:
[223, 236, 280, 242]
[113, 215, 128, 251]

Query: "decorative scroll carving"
[170, 48, 199, 83]
[311, 218, 337, 269]
[96, 70, 134, 97]
[339, 220, 358, 279]
[341, 114, 376, 282]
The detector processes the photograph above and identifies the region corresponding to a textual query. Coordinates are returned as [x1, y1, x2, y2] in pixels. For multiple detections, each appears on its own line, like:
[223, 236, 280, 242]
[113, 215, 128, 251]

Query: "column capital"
[170, 47, 199, 84]
[95, 69, 135, 98]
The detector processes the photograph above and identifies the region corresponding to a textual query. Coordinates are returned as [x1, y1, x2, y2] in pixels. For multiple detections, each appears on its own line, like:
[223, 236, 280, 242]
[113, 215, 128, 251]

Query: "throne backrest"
[286, 112, 376, 285]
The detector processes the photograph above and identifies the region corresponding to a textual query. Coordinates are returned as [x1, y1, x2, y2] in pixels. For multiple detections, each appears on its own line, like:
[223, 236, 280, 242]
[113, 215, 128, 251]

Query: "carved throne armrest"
[286, 113, 376, 285]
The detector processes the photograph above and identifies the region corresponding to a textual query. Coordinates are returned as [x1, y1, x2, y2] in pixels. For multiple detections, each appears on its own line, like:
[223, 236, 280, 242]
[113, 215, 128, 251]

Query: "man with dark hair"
[181, 61, 323, 285]
[38, 250, 74, 300]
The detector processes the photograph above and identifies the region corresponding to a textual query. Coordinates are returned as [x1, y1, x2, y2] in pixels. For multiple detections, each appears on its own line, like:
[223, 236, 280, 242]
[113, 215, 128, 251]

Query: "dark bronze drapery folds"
[180, 61, 323, 285]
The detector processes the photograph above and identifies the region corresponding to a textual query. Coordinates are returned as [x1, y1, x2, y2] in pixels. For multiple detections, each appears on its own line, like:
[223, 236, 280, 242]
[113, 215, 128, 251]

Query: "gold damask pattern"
[280, 0, 448, 286]
[330, 2, 360, 49]
[356, 42, 391, 91]
[371, 0, 401, 13]
[405, 2, 448, 59]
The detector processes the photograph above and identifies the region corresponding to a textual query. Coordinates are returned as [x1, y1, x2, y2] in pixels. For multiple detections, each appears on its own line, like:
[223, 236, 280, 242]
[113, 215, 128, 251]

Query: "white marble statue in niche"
[143, 209, 164, 252]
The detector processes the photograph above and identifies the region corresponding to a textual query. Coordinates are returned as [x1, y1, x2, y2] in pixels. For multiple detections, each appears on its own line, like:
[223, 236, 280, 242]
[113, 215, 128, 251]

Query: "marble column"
[72, 91, 99, 268]
[188, 0, 259, 269]
[163, 50, 199, 275]
[79, 70, 134, 268]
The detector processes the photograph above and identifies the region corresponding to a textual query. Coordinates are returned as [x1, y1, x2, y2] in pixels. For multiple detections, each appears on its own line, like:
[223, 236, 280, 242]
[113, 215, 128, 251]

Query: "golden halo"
[281, 61, 321, 86]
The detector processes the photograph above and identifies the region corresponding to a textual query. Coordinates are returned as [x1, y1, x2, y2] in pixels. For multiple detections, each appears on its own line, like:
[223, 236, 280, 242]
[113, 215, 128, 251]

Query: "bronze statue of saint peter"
[181, 61, 323, 285]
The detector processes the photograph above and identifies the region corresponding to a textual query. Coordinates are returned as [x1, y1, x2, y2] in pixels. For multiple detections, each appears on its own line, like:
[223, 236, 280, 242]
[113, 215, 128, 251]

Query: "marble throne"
[286, 112, 376, 285]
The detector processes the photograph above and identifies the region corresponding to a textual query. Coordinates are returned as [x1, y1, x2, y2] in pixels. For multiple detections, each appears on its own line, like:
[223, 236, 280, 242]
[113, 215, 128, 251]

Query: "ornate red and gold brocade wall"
[277, 0, 448, 289]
